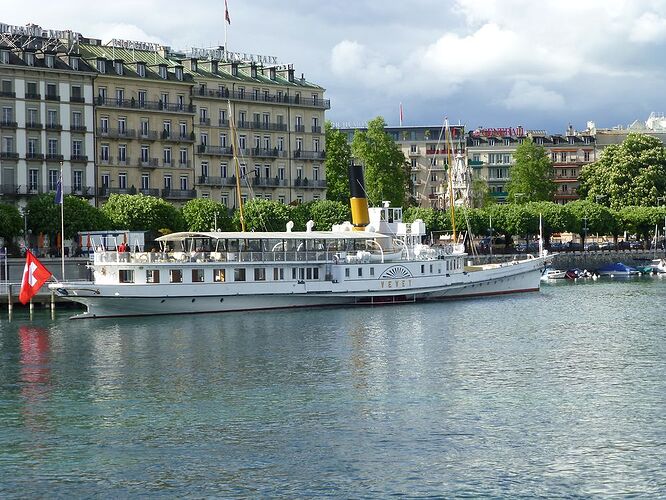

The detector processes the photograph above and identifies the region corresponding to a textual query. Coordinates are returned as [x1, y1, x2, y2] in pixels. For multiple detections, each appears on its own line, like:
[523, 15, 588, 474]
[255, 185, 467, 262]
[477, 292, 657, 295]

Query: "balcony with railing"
[99, 155, 113, 165]
[163, 132, 195, 143]
[25, 93, 41, 100]
[178, 160, 191, 168]
[97, 128, 136, 139]
[0, 90, 16, 98]
[0, 151, 19, 160]
[195, 88, 331, 109]
[26, 152, 44, 161]
[70, 95, 86, 103]
[311, 125, 322, 134]
[25, 121, 43, 130]
[293, 149, 325, 160]
[71, 154, 88, 163]
[197, 145, 233, 156]
[138, 130, 159, 141]
[293, 178, 326, 189]
[0, 119, 17, 128]
[0, 184, 19, 195]
[199, 117, 211, 126]
[251, 147, 283, 158]
[197, 176, 239, 187]
[71, 124, 88, 133]
[138, 158, 159, 168]
[294, 124, 305, 133]
[116, 157, 131, 166]
[96, 97, 195, 114]
[162, 189, 197, 200]
[45, 122, 63, 131]
[45, 93, 60, 101]
[46, 153, 64, 161]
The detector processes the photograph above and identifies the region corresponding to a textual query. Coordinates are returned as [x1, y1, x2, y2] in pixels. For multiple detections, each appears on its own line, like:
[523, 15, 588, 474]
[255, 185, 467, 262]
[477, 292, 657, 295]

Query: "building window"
[141, 174, 149, 190]
[118, 144, 127, 163]
[101, 174, 110, 188]
[159, 66, 167, 79]
[141, 145, 149, 163]
[114, 61, 123, 75]
[100, 117, 109, 133]
[254, 268, 266, 281]
[179, 148, 188, 166]
[118, 173, 127, 189]
[45, 54, 54, 68]
[48, 170, 59, 191]
[201, 161, 209, 177]
[47, 138, 58, 156]
[0, 50, 9, 64]
[101, 144, 109, 163]
[163, 147, 172, 165]
[97, 59, 106, 73]
[72, 139, 82, 157]
[73, 171, 83, 191]
[137, 63, 145, 77]
[164, 175, 172, 190]
[180, 176, 188, 190]
[29, 169, 38, 191]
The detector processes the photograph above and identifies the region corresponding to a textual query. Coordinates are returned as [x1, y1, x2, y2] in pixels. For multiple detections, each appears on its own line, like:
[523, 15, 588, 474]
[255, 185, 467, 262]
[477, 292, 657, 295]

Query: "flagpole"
[59, 161, 65, 280]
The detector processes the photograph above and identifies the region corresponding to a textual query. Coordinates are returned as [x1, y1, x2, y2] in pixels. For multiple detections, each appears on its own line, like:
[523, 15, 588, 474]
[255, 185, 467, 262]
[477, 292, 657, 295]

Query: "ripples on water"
[1, 278, 665, 497]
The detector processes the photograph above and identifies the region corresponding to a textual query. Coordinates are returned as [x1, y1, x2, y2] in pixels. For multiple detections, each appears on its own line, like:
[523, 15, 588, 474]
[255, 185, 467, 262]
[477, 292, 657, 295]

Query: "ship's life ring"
[138, 253, 148, 263]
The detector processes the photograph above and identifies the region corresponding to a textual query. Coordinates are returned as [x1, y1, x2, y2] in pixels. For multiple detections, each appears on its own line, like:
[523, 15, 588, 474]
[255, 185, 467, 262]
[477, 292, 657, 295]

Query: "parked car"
[584, 242, 599, 251]
[599, 242, 616, 250]
[564, 241, 583, 251]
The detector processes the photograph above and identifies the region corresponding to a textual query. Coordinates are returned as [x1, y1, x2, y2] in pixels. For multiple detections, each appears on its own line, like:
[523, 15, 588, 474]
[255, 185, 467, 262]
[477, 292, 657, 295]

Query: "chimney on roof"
[288, 67, 294, 82]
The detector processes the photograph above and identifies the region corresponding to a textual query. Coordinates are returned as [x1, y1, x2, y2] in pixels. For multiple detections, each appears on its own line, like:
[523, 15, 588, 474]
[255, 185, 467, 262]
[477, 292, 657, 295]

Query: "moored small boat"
[595, 262, 641, 277]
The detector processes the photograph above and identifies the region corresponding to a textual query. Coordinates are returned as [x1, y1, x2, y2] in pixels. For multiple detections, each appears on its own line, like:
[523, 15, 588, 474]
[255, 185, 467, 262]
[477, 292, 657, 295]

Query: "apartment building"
[339, 124, 465, 208]
[0, 26, 96, 209]
[77, 38, 197, 205]
[181, 48, 329, 207]
[467, 126, 595, 204]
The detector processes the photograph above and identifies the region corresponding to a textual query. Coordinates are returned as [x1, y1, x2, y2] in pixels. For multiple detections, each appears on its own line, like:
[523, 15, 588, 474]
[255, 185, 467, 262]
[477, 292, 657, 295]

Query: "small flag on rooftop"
[225, 0, 231, 24]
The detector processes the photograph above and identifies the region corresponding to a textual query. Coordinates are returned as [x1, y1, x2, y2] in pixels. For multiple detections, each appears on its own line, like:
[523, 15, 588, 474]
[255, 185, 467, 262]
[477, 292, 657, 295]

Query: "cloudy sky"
[4, 0, 666, 133]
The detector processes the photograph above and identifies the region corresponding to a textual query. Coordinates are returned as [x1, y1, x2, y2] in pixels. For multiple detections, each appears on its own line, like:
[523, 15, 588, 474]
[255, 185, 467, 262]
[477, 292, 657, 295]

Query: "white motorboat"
[541, 268, 567, 281]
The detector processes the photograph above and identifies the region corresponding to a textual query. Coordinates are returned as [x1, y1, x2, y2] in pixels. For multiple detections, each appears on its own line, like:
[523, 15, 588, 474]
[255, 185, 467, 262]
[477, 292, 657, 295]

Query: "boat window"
[430, 264, 433, 273]
[146, 269, 160, 283]
[370, 267, 374, 276]
[421, 265, 425, 274]
[292, 268, 297, 280]
[357, 268, 362, 277]
[254, 268, 266, 281]
[170, 269, 183, 283]
[306, 268, 312, 280]
[192, 269, 205, 283]
[312, 268, 319, 280]
[119, 269, 134, 283]
[345, 268, 350, 278]
[214, 269, 225, 282]
[273, 268, 284, 280]
[298, 268, 305, 280]
[234, 268, 246, 281]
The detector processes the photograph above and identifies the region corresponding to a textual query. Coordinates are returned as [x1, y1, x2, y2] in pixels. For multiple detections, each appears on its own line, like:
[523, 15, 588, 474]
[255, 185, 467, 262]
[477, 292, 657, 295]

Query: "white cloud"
[330, 40, 401, 88]
[502, 81, 565, 110]
[629, 12, 666, 43]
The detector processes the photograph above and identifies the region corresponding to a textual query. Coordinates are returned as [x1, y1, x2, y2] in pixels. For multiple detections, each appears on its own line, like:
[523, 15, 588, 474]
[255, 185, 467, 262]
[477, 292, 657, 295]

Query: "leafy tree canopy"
[506, 139, 556, 203]
[26, 194, 109, 239]
[101, 194, 184, 233]
[0, 203, 23, 242]
[308, 200, 351, 231]
[578, 133, 666, 209]
[352, 116, 407, 207]
[182, 198, 232, 232]
[324, 121, 352, 204]
[234, 199, 291, 232]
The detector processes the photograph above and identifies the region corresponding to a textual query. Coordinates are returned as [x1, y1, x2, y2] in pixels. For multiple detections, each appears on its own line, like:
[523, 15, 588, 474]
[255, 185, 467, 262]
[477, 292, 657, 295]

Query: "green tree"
[564, 200, 617, 247]
[524, 201, 574, 248]
[619, 206, 665, 246]
[0, 203, 23, 244]
[182, 198, 232, 232]
[26, 194, 108, 239]
[352, 117, 407, 207]
[308, 200, 351, 231]
[324, 121, 352, 203]
[506, 138, 556, 203]
[234, 199, 291, 232]
[101, 194, 184, 233]
[578, 133, 666, 209]
[403, 207, 448, 232]
[470, 176, 494, 208]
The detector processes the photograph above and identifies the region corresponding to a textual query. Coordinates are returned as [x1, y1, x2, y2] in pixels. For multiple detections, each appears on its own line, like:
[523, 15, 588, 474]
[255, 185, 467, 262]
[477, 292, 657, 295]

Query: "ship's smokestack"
[349, 160, 369, 231]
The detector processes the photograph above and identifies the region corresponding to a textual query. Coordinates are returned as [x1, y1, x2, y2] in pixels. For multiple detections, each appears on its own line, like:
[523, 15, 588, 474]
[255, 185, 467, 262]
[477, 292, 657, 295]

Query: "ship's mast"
[228, 100, 245, 232]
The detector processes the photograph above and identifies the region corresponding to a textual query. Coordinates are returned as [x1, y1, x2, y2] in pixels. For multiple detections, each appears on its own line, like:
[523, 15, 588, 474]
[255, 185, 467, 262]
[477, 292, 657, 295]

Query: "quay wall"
[469, 250, 662, 270]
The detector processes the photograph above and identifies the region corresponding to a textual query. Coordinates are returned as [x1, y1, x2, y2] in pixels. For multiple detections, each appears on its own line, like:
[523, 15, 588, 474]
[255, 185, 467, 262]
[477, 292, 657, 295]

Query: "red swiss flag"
[19, 250, 52, 305]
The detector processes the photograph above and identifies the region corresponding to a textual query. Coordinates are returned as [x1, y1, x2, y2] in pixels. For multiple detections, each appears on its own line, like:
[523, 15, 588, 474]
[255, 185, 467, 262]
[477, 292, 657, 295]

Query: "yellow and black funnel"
[349, 161, 369, 231]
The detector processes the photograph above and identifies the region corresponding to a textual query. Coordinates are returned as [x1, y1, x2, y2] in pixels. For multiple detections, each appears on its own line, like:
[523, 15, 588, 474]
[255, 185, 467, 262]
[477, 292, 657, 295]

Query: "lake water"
[1, 278, 665, 497]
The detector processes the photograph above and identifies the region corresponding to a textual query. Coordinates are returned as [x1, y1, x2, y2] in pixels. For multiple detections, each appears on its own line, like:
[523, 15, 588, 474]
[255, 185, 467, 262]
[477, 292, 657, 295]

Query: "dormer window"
[190, 59, 197, 72]
[0, 50, 8, 64]
[114, 61, 123, 75]
[158, 65, 167, 79]
[535, 137, 543, 145]
[504, 138, 510, 146]
[25, 52, 35, 66]
[489, 138, 495, 146]
[269, 67, 276, 80]
[231, 63, 238, 76]
[45, 54, 54, 68]
[97, 59, 106, 73]
[70, 56, 79, 70]
[568, 136, 575, 144]
[211, 61, 218, 73]
[251, 65, 257, 78]
[136, 62, 146, 77]
[175, 67, 183, 81]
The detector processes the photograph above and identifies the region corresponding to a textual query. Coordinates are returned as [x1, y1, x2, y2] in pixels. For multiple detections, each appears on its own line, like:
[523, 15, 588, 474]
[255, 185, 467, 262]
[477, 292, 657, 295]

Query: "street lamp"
[514, 193, 528, 252]
[582, 216, 588, 250]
